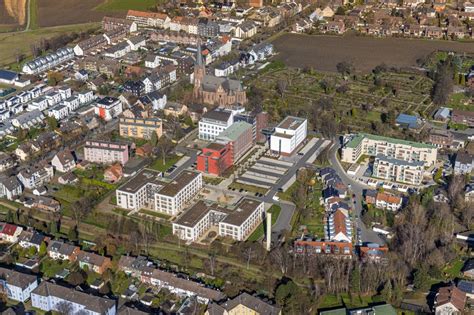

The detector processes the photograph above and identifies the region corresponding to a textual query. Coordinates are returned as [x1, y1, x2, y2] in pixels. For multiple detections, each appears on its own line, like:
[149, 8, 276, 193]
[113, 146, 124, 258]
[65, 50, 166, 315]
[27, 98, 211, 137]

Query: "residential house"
[325, 209, 352, 243]
[77, 251, 112, 274]
[94, 97, 123, 121]
[0, 176, 22, 200]
[51, 150, 76, 173]
[234, 21, 258, 38]
[454, 152, 473, 174]
[375, 192, 402, 211]
[359, 244, 389, 262]
[0, 223, 23, 243]
[15, 143, 39, 161]
[104, 164, 123, 183]
[163, 102, 187, 118]
[11, 110, 45, 130]
[126, 10, 170, 28]
[457, 280, 474, 299]
[18, 231, 47, 250]
[17, 164, 54, 189]
[0, 267, 38, 302]
[22, 48, 74, 74]
[434, 285, 466, 315]
[320, 304, 397, 315]
[205, 292, 281, 315]
[452, 109, 474, 127]
[47, 240, 80, 261]
[294, 237, 353, 257]
[463, 259, 474, 278]
[31, 281, 116, 315]
[119, 117, 162, 140]
[58, 173, 78, 185]
[102, 16, 138, 33]
[429, 129, 454, 148]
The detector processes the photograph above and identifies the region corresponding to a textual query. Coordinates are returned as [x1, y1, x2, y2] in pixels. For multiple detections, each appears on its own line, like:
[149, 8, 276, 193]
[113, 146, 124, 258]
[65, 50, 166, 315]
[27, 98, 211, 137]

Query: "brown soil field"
[0, 0, 25, 25]
[272, 33, 474, 73]
[37, 0, 121, 27]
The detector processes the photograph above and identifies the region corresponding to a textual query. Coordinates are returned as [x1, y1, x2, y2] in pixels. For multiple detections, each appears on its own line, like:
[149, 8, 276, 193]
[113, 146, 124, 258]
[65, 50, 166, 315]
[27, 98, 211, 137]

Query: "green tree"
[413, 267, 430, 291]
[275, 280, 298, 308]
[28, 246, 38, 257]
[46, 116, 59, 131]
[6, 209, 13, 223]
[381, 280, 392, 302]
[39, 241, 47, 256]
[68, 225, 79, 241]
[350, 264, 361, 293]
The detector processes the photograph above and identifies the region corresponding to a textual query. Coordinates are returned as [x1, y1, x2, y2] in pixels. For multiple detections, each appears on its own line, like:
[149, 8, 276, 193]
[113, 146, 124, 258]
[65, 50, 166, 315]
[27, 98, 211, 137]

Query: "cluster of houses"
[0, 220, 281, 314]
[297, 1, 474, 40]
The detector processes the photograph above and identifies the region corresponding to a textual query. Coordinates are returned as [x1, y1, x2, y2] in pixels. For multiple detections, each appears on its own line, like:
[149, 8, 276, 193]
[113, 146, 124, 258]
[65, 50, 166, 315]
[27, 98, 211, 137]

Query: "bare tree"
[277, 79, 288, 97]
[56, 301, 73, 315]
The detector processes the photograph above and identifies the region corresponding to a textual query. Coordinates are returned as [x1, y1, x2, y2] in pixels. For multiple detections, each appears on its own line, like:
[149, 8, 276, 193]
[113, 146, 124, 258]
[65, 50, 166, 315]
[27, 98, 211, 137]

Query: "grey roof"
[458, 280, 474, 294]
[0, 176, 21, 192]
[201, 75, 243, 93]
[375, 154, 424, 167]
[216, 121, 252, 142]
[215, 292, 280, 315]
[202, 108, 232, 122]
[32, 281, 116, 314]
[0, 267, 37, 289]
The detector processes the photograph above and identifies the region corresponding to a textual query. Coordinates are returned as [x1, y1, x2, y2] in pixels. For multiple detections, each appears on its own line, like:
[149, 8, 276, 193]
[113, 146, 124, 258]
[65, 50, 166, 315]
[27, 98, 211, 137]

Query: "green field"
[0, 23, 99, 66]
[247, 205, 281, 242]
[95, 0, 160, 11]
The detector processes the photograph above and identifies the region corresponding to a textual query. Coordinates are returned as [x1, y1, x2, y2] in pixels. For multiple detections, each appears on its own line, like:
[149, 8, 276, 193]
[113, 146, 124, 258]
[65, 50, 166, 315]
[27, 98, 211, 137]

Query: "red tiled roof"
[436, 286, 466, 311]
[1, 224, 17, 236]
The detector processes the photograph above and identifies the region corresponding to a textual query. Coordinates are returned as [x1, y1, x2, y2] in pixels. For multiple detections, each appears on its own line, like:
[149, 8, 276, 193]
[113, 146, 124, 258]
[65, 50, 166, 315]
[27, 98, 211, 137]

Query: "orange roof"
[127, 10, 168, 20]
[376, 192, 401, 204]
[333, 210, 347, 236]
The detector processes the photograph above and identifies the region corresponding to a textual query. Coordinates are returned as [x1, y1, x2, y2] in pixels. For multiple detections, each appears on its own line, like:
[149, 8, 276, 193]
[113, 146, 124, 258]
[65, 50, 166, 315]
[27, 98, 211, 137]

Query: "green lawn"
[447, 92, 474, 111]
[247, 205, 281, 242]
[139, 209, 172, 220]
[443, 257, 465, 279]
[150, 155, 180, 172]
[318, 293, 375, 310]
[95, 0, 160, 11]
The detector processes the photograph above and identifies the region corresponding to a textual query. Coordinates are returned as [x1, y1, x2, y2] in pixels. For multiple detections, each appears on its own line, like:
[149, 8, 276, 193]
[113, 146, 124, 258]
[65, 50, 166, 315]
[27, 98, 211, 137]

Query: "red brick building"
[294, 238, 353, 257]
[197, 143, 232, 176]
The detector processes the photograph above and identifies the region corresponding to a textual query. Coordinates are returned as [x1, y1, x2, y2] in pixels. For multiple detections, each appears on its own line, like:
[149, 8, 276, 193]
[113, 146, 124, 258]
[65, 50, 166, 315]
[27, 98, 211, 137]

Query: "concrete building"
[116, 169, 202, 215]
[270, 116, 307, 156]
[454, 152, 474, 174]
[215, 121, 254, 163]
[119, 117, 162, 140]
[0, 267, 38, 302]
[196, 143, 232, 176]
[172, 198, 264, 242]
[198, 108, 234, 141]
[94, 97, 123, 121]
[341, 133, 437, 166]
[372, 155, 424, 185]
[83, 140, 130, 165]
[31, 281, 116, 315]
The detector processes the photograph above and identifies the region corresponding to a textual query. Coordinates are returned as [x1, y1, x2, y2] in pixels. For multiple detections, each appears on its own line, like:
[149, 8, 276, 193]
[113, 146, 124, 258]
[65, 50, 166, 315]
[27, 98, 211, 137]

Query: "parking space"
[237, 156, 292, 189]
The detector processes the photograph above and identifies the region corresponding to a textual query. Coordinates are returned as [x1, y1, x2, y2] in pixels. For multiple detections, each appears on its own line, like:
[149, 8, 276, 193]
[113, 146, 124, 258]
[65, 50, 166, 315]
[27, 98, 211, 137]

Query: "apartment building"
[31, 282, 116, 315]
[341, 133, 437, 166]
[0, 267, 38, 302]
[196, 143, 232, 176]
[22, 48, 74, 75]
[116, 169, 203, 215]
[0, 176, 22, 200]
[83, 140, 130, 165]
[325, 209, 352, 243]
[172, 198, 264, 242]
[373, 155, 424, 185]
[119, 117, 162, 140]
[270, 116, 307, 156]
[198, 108, 234, 141]
[94, 97, 123, 121]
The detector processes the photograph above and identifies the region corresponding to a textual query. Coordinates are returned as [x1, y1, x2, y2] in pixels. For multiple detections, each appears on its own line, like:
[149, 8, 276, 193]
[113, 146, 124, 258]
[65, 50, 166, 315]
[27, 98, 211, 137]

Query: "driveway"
[328, 143, 385, 245]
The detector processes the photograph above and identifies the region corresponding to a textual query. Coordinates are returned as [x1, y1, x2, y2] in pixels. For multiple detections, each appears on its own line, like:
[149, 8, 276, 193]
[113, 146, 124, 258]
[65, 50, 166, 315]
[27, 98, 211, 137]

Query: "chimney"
[266, 212, 272, 251]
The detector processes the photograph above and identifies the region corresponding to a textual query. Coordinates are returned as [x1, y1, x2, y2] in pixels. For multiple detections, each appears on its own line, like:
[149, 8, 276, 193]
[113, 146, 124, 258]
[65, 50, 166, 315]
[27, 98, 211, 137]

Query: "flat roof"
[158, 170, 200, 197]
[216, 121, 252, 142]
[375, 154, 424, 167]
[118, 169, 163, 193]
[276, 116, 306, 130]
[345, 133, 435, 149]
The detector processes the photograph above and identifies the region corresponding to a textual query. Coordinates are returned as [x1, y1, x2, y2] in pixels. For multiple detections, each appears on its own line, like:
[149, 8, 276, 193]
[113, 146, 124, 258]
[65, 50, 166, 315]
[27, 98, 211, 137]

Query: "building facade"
[119, 117, 163, 140]
[372, 155, 424, 185]
[83, 140, 130, 165]
[270, 116, 307, 156]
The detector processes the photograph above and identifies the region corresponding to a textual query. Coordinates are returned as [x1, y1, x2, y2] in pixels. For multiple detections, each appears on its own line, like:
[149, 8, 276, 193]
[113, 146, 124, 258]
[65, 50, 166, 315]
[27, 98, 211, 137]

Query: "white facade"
[94, 97, 123, 121]
[17, 165, 54, 190]
[198, 110, 234, 141]
[22, 48, 74, 75]
[0, 268, 38, 302]
[270, 116, 307, 155]
[47, 105, 69, 120]
[373, 155, 424, 186]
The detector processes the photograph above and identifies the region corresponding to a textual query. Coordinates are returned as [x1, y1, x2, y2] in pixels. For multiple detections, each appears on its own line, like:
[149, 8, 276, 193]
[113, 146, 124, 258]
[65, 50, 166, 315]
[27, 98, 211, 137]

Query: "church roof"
[201, 75, 243, 93]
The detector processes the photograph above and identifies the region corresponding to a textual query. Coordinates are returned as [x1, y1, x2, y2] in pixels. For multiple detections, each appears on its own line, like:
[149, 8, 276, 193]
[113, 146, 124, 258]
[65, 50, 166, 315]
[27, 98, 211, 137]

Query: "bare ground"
[0, 0, 25, 25]
[37, 0, 122, 27]
[272, 33, 474, 73]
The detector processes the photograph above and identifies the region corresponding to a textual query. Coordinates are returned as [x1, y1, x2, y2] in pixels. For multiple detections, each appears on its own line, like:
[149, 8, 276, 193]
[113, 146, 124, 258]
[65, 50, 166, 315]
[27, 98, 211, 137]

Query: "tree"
[71, 197, 92, 227]
[39, 241, 47, 256]
[432, 58, 454, 105]
[336, 61, 354, 78]
[28, 246, 37, 257]
[413, 267, 429, 291]
[277, 79, 288, 97]
[47, 71, 64, 86]
[68, 225, 79, 241]
[350, 263, 361, 293]
[156, 136, 173, 166]
[381, 280, 393, 302]
[47, 116, 59, 131]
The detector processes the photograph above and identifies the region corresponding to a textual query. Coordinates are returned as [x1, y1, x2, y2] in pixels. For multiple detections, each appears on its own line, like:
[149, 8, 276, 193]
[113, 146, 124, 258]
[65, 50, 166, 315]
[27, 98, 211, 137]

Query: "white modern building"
[0, 267, 38, 302]
[116, 169, 203, 216]
[31, 281, 116, 315]
[198, 108, 234, 141]
[173, 198, 264, 242]
[17, 164, 54, 189]
[94, 97, 123, 121]
[372, 155, 424, 186]
[22, 48, 74, 75]
[47, 105, 69, 121]
[341, 133, 437, 166]
[270, 116, 307, 156]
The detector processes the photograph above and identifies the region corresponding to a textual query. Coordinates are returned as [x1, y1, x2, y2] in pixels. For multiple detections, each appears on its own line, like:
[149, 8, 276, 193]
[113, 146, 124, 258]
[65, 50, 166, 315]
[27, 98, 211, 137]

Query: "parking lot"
[236, 156, 293, 189]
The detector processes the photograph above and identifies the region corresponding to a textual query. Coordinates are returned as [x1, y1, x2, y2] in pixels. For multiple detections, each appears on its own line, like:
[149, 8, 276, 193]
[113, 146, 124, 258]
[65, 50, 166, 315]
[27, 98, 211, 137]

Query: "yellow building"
[206, 293, 281, 315]
[119, 117, 162, 140]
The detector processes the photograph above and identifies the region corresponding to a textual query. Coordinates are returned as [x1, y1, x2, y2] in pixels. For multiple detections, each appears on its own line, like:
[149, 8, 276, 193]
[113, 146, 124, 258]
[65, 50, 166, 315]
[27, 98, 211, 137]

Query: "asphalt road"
[328, 143, 385, 245]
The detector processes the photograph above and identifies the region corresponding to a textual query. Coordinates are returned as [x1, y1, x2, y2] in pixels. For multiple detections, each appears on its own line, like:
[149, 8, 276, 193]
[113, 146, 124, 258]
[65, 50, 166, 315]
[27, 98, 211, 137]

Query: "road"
[328, 142, 385, 245]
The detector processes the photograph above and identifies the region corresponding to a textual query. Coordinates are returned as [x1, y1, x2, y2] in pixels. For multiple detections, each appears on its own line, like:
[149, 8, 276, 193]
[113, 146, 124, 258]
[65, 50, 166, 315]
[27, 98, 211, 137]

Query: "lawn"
[318, 293, 375, 310]
[447, 92, 474, 112]
[0, 22, 99, 66]
[150, 155, 180, 172]
[443, 257, 465, 279]
[40, 258, 71, 278]
[95, 0, 160, 11]
[139, 209, 172, 220]
[247, 205, 281, 242]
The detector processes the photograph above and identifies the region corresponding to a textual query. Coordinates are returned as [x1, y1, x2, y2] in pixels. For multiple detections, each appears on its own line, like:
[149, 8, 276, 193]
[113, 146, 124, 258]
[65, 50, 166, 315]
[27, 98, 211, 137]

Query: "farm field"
[37, 0, 121, 27]
[95, 0, 159, 12]
[0, 0, 26, 31]
[0, 22, 99, 65]
[272, 33, 474, 73]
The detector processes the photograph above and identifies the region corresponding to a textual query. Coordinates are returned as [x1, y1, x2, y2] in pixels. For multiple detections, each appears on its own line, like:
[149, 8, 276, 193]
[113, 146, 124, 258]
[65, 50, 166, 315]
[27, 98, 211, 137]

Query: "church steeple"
[193, 39, 206, 100]
[196, 39, 203, 67]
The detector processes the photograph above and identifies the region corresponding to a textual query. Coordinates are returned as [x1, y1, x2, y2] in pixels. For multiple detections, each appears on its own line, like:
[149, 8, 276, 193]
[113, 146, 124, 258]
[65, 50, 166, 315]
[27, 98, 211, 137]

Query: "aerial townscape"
[0, 0, 473, 314]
